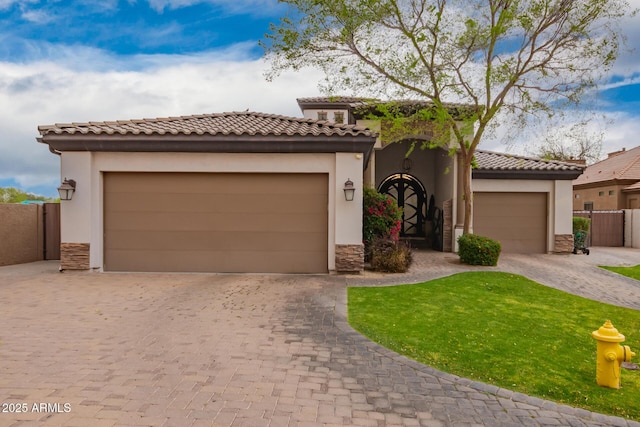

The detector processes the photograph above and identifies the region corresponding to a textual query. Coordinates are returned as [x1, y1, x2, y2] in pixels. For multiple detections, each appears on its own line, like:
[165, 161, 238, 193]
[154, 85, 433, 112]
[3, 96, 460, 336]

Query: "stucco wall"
[573, 184, 628, 210]
[0, 204, 43, 266]
[335, 153, 364, 244]
[554, 180, 574, 236]
[59, 151, 362, 272]
[361, 120, 380, 188]
[434, 151, 455, 207]
[624, 209, 640, 248]
[627, 193, 640, 209]
[302, 108, 350, 124]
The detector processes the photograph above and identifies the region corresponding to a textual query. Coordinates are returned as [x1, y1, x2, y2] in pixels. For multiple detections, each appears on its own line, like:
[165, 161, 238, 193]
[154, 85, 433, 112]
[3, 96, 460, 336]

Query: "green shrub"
[363, 187, 402, 257]
[457, 234, 501, 266]
[370, 238, 412, 273]
[573, 216, 590, 234]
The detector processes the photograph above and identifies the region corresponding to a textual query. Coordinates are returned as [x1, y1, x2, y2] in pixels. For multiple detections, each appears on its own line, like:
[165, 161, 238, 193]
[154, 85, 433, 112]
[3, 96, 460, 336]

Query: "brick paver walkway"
[1, 247, 639, 427]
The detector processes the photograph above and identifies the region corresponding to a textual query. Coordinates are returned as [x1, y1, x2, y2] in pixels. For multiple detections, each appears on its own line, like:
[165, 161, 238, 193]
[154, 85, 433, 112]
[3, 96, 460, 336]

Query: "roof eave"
[41, 132, 375, 147]
[573, 178, 639, 189]
[296, 101, 358, 111]
[39, 133, 378, 169]
[473, 169, 584, 180]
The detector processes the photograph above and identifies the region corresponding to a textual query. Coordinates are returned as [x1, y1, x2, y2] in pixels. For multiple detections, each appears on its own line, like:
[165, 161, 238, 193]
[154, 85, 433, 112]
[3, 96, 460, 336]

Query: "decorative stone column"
[60, 243, 90, 270]
[335, 244, 364, 273]
[443, 199, 453, 252]
[553, 234, 574, 254]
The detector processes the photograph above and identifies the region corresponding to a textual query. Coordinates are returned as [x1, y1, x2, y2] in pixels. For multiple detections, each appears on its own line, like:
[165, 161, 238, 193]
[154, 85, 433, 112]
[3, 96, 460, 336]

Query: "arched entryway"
[378, 173, 427, 237]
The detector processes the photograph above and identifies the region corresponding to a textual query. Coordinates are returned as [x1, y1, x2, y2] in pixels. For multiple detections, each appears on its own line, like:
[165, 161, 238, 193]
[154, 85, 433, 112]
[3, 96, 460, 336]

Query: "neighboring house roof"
[473, 150, 585, 180]
[573, 145, 640, 187]
[622, 181, 640, 193]
[37, 112, 378, 161]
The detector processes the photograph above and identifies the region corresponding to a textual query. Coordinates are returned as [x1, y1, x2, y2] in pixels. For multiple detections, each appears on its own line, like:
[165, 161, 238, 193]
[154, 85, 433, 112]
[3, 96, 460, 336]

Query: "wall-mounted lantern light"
[57, 178, 76, 201]
[343, 178, 355, 202]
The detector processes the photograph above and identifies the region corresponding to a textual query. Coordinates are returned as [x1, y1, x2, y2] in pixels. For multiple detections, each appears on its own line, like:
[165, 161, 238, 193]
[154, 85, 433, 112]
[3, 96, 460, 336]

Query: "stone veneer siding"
[60, 243, 90, 270]
[443, 199, 453, 252]
[554, 234, 574, 254]
[335, 244, 364, 273]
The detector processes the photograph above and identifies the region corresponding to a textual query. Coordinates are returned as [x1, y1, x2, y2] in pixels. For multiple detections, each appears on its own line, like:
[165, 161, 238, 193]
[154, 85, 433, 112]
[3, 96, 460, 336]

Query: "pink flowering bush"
[363, 187, 411, 272]
[363, 187, 402, 247]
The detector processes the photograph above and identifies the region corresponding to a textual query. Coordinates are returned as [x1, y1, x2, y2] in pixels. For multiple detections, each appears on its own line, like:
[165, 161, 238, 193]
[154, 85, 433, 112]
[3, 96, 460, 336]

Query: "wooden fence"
[573, 210, 624, 247]
[44, 203, 60, 260]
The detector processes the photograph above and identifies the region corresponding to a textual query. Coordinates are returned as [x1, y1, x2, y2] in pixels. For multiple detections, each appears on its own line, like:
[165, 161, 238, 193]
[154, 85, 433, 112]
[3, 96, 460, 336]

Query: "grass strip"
[348, 272, 640, 420]
[600, 265, 640, 281]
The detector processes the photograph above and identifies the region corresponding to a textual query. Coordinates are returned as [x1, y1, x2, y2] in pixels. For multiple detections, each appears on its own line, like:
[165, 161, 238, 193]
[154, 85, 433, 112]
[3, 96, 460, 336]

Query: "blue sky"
[0, 1, 280, 60]
[1, 0, 640, 198]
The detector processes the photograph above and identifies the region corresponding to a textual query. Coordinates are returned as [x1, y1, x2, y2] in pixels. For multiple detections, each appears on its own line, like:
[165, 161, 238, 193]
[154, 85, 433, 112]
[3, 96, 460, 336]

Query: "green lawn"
[600, 265, 640, 281]
[348, 272, 640, 421]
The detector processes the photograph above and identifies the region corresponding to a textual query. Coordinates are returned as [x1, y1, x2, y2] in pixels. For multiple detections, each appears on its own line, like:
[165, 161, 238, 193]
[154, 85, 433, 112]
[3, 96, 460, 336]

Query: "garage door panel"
[106, 173, 327, 195]
[106, 249, 326, 273]
[106, 212, 327, 233]
[474, 192, 547, 254]
[105, 193, 327, 214]
[106, 230, 327, 252]
[104, 172, 328, 273]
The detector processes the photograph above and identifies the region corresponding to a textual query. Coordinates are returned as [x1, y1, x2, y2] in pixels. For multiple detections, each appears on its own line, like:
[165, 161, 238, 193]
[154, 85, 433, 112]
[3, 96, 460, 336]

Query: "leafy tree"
[534, 128, 603, 164]
[527, 108, 609, 164]
[0, 187, 52, 203]
[263, 0, 633, 233]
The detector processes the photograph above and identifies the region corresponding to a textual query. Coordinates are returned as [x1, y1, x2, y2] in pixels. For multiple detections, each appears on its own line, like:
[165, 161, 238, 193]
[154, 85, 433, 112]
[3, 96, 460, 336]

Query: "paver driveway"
[1, 248, 639, 427]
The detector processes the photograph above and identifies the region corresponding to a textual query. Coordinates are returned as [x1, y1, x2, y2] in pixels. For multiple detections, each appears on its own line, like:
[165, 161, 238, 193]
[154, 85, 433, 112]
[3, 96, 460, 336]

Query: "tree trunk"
[462, 153, 473, 234]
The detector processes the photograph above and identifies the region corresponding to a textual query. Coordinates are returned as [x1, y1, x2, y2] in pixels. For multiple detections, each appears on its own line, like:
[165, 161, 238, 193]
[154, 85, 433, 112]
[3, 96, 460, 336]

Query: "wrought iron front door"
[378, 173, 427, 237]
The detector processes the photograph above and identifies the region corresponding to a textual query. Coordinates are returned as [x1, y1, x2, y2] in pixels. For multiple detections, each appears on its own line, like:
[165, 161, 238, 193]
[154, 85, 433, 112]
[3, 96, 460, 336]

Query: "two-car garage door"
[473, 192, 548, 254]
[104, 172, 328, 273]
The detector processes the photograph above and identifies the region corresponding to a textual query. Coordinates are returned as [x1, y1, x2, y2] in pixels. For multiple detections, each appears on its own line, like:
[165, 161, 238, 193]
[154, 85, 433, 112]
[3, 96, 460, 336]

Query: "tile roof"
[297, 96, 478, 120]
[297, 96, 379, 106]
[297, 96, 474, 111]
[623, 181, 640, 192]
[475, 150, 585, 172]
[37, 111, 377, 138]
[574, 146, 640, 186]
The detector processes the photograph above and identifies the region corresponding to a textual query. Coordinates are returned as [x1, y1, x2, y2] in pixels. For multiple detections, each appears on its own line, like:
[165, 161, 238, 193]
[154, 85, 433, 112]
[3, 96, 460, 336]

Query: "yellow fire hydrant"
[592, 320, 636, 389]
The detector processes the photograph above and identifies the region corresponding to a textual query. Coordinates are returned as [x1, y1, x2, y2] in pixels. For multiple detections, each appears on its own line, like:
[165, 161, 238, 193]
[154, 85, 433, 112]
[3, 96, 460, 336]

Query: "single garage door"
[474, 192, 547, 254]
[104, 172, 328, 273]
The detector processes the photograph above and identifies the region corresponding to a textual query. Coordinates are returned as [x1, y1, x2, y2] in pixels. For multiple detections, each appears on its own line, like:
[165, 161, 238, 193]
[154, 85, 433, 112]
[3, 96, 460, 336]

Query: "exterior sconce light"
[343, 178, 355, 202]
[57, 178, 76, 201]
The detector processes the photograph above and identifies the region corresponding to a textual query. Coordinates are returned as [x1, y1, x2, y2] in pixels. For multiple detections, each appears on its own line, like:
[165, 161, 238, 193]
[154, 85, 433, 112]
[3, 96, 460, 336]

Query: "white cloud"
[0, 33, 264, 71]
[145, 0, 283, 16]
[0, 0, 30, 10]
[599, 76, 640, 92]
[607, 1, 640, 77]
[599, 112, 640, 154]
[20, 8, 53, 23]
